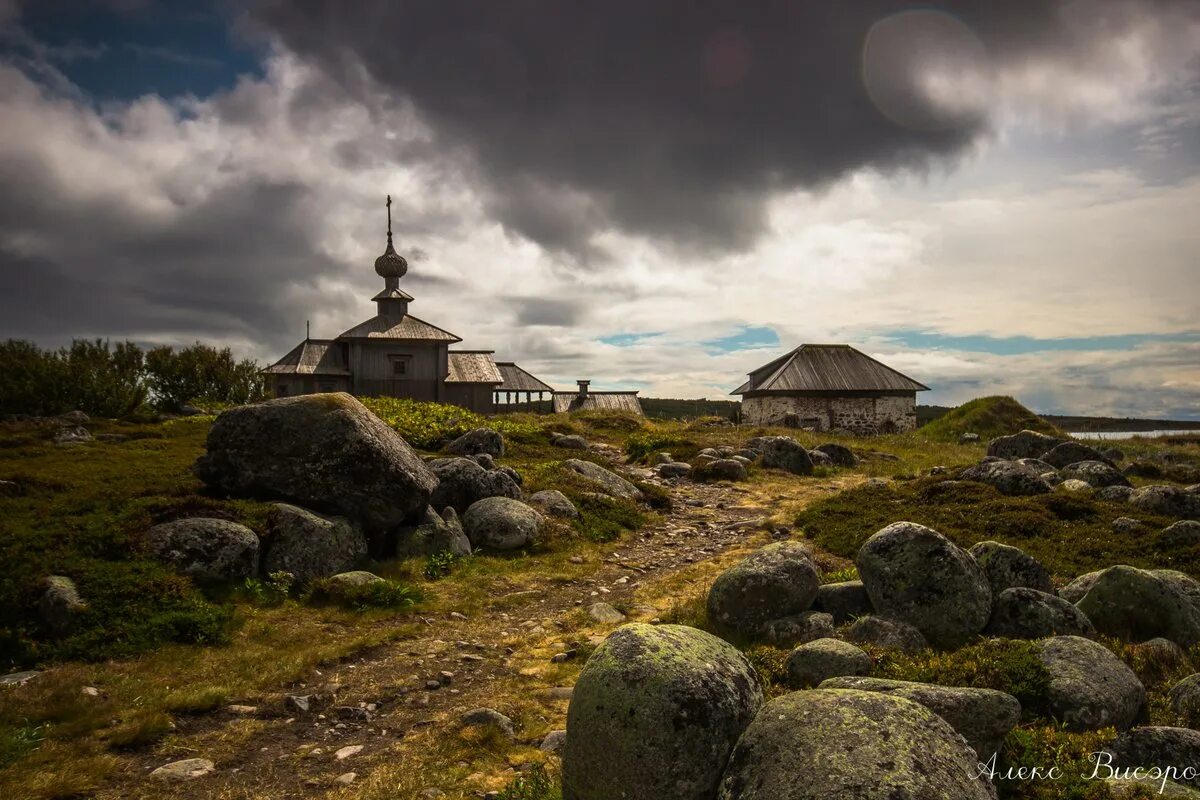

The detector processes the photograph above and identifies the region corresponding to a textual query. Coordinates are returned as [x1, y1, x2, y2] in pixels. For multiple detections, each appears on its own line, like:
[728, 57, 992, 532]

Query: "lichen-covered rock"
[807, 449, 833, 468]
[1131, 485, 1200, 520]
[428, 457, 521, 514]
[1017, 457, 1057, 474]
[1057, 478, 1094, 494]
[1097, 485, 1135, 503]
[987, 430, 1064, 460]
[150, 758, 215, 781]
[716, 689, 997, 800]
[468, 452, 495, 469]
[445, 427, 504, 458]
[760, 611, 834, 648]
[856, 522, 991, 649]
[1164, 520, 1200, 547]
[813, 443, 857, 467]
[262, 504, 366, 582]
[960, 460, 1051, 496]
[563, 624, 763, 800]
[818, 676, 1021, 761]
[37, 575, 86, 636]
[814, 580, 872, 624]
[395, 506, 472, 558]
[1041, 441, 1115, 469]
[1037, 635, 1146, 731]
[143, 518, 260, 583]
[1060, 570, 1102, 603]
[463, 497, 541, 551]
[562, 459, 643, 501]
[1112, 517, 1146, 536]
[193, 393, 436, 534]
[1104, 727, 1200, 789]
[1075, 565, 1200, 647]
[527, 489, 579, 519]
[960, 432, 981, 443]
[656, 461, 692, 478]
[986, 587, 1096, 639]
[846, 615, 928, 652]
[54, 425, 92, 445]
[1062, 460, 1130, 488]
[759, 437, 814, 475]
[707, 542, 820, 638]
[1106, 777, 1200, 799]
[1168, 673, 1200, 726]
[551, 433, 589, 450]
[786, 638, 871, 688]
[968, 540, 1053, 597]
[696, 458, 748, 482]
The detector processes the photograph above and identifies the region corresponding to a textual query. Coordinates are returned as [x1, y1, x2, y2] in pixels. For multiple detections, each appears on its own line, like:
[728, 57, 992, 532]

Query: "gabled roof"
[732, 344, 929, 394]
[495, 362, 554, 393]
[337, 313, 462, 342]
[264, 340, 350, 375]
[552, 391, 643, 416]
[446, 351, 503, 384]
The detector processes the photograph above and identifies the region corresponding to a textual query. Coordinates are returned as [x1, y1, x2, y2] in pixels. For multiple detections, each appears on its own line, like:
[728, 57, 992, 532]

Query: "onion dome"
[374, 233, 408, 279]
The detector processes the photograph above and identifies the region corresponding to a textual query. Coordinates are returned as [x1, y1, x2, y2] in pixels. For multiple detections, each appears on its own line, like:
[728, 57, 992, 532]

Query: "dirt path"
[102, 451, 851, 799]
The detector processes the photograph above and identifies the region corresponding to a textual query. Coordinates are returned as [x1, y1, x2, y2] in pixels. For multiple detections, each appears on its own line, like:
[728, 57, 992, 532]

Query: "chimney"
[577, 380, 590, 397]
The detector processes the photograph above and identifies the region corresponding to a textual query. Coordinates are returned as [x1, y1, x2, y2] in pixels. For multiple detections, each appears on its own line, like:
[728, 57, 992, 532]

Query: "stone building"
[264, 197, 549, 414]
[732, 344, 928, 434]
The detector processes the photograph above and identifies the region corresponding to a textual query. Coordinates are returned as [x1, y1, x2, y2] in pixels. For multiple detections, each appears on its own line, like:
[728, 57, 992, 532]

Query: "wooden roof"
[264, 340, 350, 375]
[552, 391, 643, 416]
[732, 344, 929, 394]
[495, 362, 554, 393]
[446, 351, 503, 384]
[337, 313, 461, 342]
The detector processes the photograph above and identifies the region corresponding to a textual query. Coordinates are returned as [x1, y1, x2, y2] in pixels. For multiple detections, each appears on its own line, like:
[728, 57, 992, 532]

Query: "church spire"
[373, 194, 413, 316]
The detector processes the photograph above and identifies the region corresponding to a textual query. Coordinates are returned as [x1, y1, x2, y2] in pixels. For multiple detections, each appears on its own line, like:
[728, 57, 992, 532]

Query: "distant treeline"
[917, 404, 1200, 433]
[0, 339, 267, 418]
[639, 398, 740, 420]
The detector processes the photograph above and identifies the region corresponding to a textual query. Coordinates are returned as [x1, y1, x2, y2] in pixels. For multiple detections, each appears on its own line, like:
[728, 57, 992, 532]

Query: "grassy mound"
[920, 396, 1063, 442]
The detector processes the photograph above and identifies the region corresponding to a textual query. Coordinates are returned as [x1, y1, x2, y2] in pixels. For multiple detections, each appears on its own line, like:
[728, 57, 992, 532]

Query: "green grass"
[362, 396, 542, 449]
[920, 396, 1064, 442]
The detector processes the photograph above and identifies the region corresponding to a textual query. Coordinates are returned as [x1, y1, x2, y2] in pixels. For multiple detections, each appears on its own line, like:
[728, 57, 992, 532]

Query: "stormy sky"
[1, 0, 1198, 417]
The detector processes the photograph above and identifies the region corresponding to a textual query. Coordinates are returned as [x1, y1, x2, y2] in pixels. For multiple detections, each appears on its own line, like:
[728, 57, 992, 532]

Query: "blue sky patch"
[883, 329, 1200, 355]
[702, 325, 780, 354]
[599, 331, 663, 347]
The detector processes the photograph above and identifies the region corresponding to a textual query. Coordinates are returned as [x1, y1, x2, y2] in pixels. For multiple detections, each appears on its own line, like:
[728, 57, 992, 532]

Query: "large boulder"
[813, 443, 857, 467]
[1163, 520, 1200, 547]
[814, 580, 872, 624]
[968, 540, 1053, 597]
[856, 522, 991, 649]
[462, 497, 541, 551]
[193, 393, 436, 534]
[785, 639, 871, 688]
[716, 689, 997, 800]
[986, 587, 1096, 639]
[395, 506, 472, 558]
[846, 615, 928, 653]
[1075, 565, 1200, 647]
[562, 459, 643, 501]
[960, 460, 1051, 496]
[818, 676, 1021, 761]
[1037, 635, 1146, 731]
[262, 504, 366, 582]
[1131, 485, 1200, 520]
[696, 458, 748, 482]
[1152, 569, 1200, 610]
[1041, 441, 1115, 469]
[1060, 570, 1101, 604]
[987, 429, 1064, 460]
[527, 489, 579, 519]
[563, 624, 763, 800]
[1097, 485, 1135, 503]
[445, 427, 504, 458]
[1168, 674, 1200, 726]
[759, 437, 813, 476]
[707, 542, 820, 638]
[1104, 727, 1200, 789]
[143, 518, 260, 583]
[37, 575, 86, 637]
[760, 611, 834, 648]
[1061, 460, 1130, 488]
[656, 461, 693, 479]
[428, 457, 521, 514]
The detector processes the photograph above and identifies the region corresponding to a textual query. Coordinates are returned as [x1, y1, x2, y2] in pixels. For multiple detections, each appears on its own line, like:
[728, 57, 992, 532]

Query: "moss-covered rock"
[968, 540, 1053, 598]
[960, 460, 1051, 496]
[462, 496, 541, 551]
[562, 458, 643, 501]
[986, 587, 1096, 639]
[562, 623, 763, 800]
[759, 437, 813, 475]
[1075, 565, 1200, 647]
[1037, 635, 1146, 731]
[986, 429, 1065, 460]
[814, 580, 872, 624]
[785, 638, 871, 688]
[143, 517, 260, 584]
[707, 542, 820, 639]
[1062, 459, 1130, 488]
[846, 615, 928, 653]
[262, 503, 366, 582]
[1104, 727, 1200, 789]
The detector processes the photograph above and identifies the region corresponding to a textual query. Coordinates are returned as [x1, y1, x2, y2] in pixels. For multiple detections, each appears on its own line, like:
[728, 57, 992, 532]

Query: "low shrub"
[307, 577, 422, 611]
[625, 431, 697, 463]
[361, 397, 539, 450]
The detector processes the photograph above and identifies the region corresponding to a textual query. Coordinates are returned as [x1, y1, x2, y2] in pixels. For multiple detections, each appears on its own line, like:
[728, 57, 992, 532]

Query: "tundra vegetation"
[0, 393, 1197, 799]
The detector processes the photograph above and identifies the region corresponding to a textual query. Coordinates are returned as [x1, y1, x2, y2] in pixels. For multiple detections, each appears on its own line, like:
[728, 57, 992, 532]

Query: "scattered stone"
[656, 462, 692, 479]
[1130, 485, 1200, 520]
[37, 575, 86, 636]
[760, 611, 835, 648]
[759, 437, 814, 476]
[462, 497, 541, 551]
[845, 615, 928, 653]
[1057, 478, 1094, 494]
[143, 518, 260, 583]
[707, 542, 819, 638]
[986, 429, 1064, 460]
[54, 425, 92, 445]
[81, 686, 102, 698]
[150, 758, 215, 781]
[563, 624, 763, 800]
[588, 602, 626, 625]
[395, 506, 472, 559]
[0, 670, 39, 687]
[1169, 674, 1200, 725]
[562, 459, 643, 501]
[968, 540, 1053, 597]
[446, 428, 505, 458]
[813, 443, 857, 467]
[1112, 517, 1145, 536]
[1061, 460, 1130, 488]
[540, 729, 567, 753]
[552, 434, 589, 450]
[1104, 727, 1200, 789]
[334, 772, 357, 785]
[263, 504, 366, 582]
[695, 459, 748, 481]
[285, 695, 313, 714]
[226, 704, 256, 714]
[528, 489, 580, 519]
[1097, 485, 1135, 503]
[1041, 441, 1115, 469]
[785, 638, 871, 688]
[460, 707, 515, 737]
[813, 580, 872, 624]
[1164, 520, 1200, 547]
[986, 587, 1096, 639]
[429, 457, 522, 515]
[960, 460, 1051, 496]
[334, 745, 362, 760]
[1037, 635, 1146, 731]
[959, 432, 980, 444]
[1075, 565, 1200, 647]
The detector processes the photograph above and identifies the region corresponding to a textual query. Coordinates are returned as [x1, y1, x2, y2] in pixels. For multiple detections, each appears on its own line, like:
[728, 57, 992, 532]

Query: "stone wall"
[741, 393, 917, 435]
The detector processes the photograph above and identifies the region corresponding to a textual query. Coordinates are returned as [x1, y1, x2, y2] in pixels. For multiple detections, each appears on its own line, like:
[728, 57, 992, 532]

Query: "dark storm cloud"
[250, 0, 1156, 256]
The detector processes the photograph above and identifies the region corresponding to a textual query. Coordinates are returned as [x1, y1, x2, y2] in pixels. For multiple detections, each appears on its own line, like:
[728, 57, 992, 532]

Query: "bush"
[144, 343, 266, 411]
[307, 577, 422, 611]
[496, 765, 560, 800]
[361, 397, 539, 450]
[872, 638, 1051, 712]
[0, 339, 147, 418]
[625, 431, 696, 462]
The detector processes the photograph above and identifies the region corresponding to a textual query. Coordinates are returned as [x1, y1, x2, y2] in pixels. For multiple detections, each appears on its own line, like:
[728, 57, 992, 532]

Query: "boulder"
[551, 434, 589, 450]
[1164, 520, 1200, 547]
[1041, 441, 1115, 469]
[987, 429, 1064, 460]
[656, 462, 692, 479]
[528, 489, 579, 519]
[986, 587, 1096, 639]
[459, 707, 516, 738]
[462, 497, 541, 551]
[760, 437, 813, 475]
[428, 457, 521, 514]
[150, 758, 216, 781]
[1017, 457, 1058, 474]
[818, 676, 1021, 761]
[968, 540, 1053, 597]
[395, 506, 472, 558]
[760, 611, 835, 648]
[715, 689, 997, 800]
[1152, 569, 1200, 611]
[807, 450, 833, 469]
[1060, 570, 1102, 604]
[813, 443, 857, 467]
[707, 542, 820, 638]
[1097, 485, 1135, 503]
[321, 570, 384, 599]
[1131, 485, 1200, 520]
[1075, 565, 1200, 647]
[193, 393, 436, 534]
[960, 432, 981, 444]
[445, 428, 504, 458]
[563, 624, 763, 800]
[1112, 517, 1146, 536]
[143, 518, 260, 583]
[856, 522, 991, 649]
[562, 459, 643, 501]
[1037, 635, 1146, 731]
[467, 452, 495, 469]
[696, 459, 748, 482]
[786, 639, 871, 688]
[960, 460, 1051, 496]
[1104, 727, 1200, 789]
[814, 580, 873, 624]
[37, 575, 86, 636]
[587, 602, 626, 624]
[1168, 673, 1200, 726]
[263, 504, 366, 582]
[496, 465, 523, 486]
[1057, 478, 1094, 494]
[53, 425, 91, 445]
[652, 452, 674, 465]
[1061, 460, 1130, 488]
[846, 615, 928, 653]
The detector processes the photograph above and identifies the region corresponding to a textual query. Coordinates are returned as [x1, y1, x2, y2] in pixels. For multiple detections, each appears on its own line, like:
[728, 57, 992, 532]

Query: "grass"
[921, 396, 1064, 442]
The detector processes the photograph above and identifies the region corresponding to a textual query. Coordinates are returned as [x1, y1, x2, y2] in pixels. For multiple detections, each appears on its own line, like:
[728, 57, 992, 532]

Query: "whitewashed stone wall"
[741, 394, 917, 435]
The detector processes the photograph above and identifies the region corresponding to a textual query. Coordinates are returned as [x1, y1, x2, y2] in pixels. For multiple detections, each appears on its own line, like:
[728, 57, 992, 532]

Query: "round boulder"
[263, 503, 366, 582]
[551, 433, 589, 450]
[986, 587, 1096, 639]
[656, 461, 692, 479]
[707, 542, 820, 638]
[1037, 635, 1146, 731]
[1097, 485, 1135, 503]
[1041, 441, 1115, 469]
[395, 506, 472, 558]
[562, 459, 643, 501]
[563, 624, 763, 800]
[1164, 520, 1200, 547]
[1060, 570, 1102, 604]
[960, 460, 1051, 496]
[760, 611, 834, 648]
[1131, 485, 1200, 520]
[813, 443, 857, 467]
[463, 497, 541, 551]
[1075, 565, 1200, 647]
[759, 437, 813, 475]
[696, 459, 748, 482]
[785, 638, 871, 688]
[846, 615, 928, 653]
[143, 518, 260, 583]
[968, 540, 1053, 596]
[1104, 727, 1200, 789]
[429, 457, 522, 515]
[446, 427, 504, 458]
[814, 580, 873, 624]
[527, 489, 579, 519]
[856, 521, 992, 649]
[986, 430, 1064, 460]
[1168, 673, 1200, 726]
[1062, 460, 1130, 488]
[715, 689, 997, 800]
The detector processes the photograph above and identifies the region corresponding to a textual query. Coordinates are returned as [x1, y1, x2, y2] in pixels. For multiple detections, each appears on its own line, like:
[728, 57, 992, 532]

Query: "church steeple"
[373, 194, 413, 317]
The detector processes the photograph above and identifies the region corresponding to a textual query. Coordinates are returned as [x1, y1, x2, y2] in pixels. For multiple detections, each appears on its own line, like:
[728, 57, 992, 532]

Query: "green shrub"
[0, 339, 147, 418]
[873, 639, 1051, 712]
[236, 572, 294, 607]
[625, 431, 696, 462]
[424, 550, 462, 580]
[361, 397, 539, 450]
[496, 765, 560, 800]
[144, 343, 266, 411]
[307, 578, 422, 611]
[999, 726, 1117, 800]
[0, 722, 46, 770]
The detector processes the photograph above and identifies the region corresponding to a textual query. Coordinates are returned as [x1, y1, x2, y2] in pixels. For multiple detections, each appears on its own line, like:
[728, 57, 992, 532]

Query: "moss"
[999, 726, 1118, 799]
